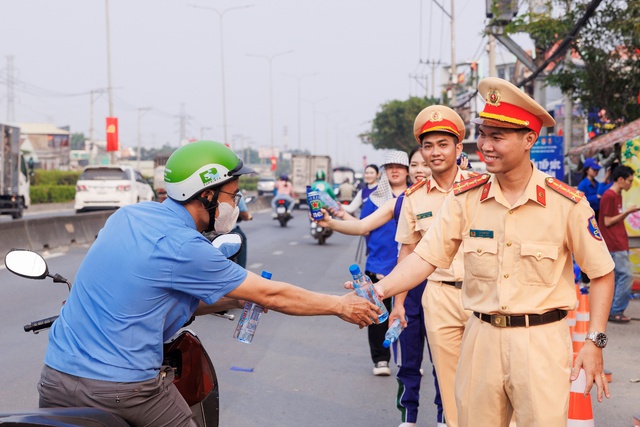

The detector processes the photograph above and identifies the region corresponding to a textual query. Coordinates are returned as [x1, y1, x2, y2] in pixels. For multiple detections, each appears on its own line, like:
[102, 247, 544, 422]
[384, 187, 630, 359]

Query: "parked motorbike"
[310, 220, 332, 245]
[273, 198, 293, 227]
[0, 234, 243, 427]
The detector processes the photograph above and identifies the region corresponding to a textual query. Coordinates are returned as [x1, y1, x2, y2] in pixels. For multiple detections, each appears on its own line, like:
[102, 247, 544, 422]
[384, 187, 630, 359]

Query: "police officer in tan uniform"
[393, 105, 474, 427]
[374, 77, 614, 427]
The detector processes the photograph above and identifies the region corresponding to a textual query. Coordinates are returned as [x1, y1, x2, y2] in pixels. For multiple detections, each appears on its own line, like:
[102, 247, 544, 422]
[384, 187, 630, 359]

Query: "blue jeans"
[610, 250, 633, 316]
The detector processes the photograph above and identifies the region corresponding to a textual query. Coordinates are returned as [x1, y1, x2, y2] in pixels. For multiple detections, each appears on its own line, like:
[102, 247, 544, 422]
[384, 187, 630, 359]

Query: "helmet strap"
[198, 189, 220, 233]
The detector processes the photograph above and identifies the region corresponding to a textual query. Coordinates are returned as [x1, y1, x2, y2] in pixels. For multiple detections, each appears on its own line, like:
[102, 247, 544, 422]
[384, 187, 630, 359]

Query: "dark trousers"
[366, 271, 392, 364]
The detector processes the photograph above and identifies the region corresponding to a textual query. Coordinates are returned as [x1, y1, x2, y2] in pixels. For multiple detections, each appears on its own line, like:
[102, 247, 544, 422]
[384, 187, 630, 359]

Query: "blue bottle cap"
[383, 339, 391, 348]
[348, 264, 361, 275]
[261, 271, 273, 280]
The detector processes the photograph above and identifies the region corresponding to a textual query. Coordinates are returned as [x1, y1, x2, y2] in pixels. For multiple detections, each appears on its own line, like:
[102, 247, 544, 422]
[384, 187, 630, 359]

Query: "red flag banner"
[270, 156, 277, 171]
[106, 117, 119, 152]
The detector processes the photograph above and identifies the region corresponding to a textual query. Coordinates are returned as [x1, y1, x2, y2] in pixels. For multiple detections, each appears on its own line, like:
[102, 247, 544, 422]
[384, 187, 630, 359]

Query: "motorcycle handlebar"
[24, 315, 59, 333]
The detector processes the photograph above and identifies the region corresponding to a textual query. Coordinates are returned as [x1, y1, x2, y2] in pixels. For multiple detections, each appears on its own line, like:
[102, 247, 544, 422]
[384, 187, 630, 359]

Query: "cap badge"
[487, 89, 501, 106]
[430, 111, 443, 122]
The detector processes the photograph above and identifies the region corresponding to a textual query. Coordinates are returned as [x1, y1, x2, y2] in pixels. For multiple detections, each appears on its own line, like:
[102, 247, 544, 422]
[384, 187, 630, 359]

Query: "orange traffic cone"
[572, 287, 590, 353]
[568, 354, 595, 426]
[566, 284, 579, 335]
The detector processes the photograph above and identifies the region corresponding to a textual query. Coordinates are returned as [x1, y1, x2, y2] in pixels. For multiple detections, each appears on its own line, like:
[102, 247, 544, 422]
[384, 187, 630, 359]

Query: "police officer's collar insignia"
[430, 111, 443, 122]
[487, 89, 501, 106]
[588, 215, 603, 241]
[454, 174, 490, 196]
[545, 177, 584, 203]
[480, 181, 492, 201]
[404, 178, 427, 197]
[536, 185, 546, 206]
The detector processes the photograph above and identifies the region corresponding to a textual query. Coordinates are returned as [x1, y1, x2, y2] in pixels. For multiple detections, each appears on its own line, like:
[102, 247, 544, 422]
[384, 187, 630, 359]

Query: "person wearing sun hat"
[391, 105, 477, 427]
[370, 77, 615, 426]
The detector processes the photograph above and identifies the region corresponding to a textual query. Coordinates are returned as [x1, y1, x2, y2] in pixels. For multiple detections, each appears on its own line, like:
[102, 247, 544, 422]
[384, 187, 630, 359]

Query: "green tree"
[360, 97, 435, 153]
[70, 132, 86, 150]
[504, 0, 640, 123]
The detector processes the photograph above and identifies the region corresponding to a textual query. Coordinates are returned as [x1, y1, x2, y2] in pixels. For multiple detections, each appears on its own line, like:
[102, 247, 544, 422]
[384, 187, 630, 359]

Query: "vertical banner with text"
[106, 117, 119, 152]
[531, 135, 564, 181]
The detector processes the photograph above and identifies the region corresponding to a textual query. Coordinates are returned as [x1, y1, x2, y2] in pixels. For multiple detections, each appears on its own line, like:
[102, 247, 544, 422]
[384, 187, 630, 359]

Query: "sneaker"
[373, 361, 391, 376]
[398, 423, 416, 427]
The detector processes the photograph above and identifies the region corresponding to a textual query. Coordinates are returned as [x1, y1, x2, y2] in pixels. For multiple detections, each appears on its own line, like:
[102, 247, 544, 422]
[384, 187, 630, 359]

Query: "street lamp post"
[247, 50, 294, 158]
[283, 72, 317, 151]
[189, 4, 253, 147]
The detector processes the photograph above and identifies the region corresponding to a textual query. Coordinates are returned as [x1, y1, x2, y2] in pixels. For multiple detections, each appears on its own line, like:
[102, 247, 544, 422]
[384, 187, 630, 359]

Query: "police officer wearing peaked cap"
[373, 78, 615, 427]
[393, 104, 476, 427]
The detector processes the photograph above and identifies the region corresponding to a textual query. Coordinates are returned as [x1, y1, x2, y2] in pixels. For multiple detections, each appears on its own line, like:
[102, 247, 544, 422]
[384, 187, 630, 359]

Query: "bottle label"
[307, 192, 324, 221]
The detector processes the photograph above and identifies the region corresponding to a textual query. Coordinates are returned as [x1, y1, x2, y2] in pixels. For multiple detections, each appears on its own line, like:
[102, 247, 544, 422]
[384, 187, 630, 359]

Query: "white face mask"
[214, 202, 240, 234]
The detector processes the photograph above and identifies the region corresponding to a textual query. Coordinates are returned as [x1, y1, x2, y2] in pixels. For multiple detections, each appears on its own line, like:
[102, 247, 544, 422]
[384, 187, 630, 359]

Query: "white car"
[74, 165, 155, 212]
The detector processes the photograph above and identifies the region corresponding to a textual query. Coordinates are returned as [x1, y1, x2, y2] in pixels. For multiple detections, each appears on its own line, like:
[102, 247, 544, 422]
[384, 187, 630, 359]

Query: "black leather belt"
[473, 309, 567, 328]
[442, 281, 463, 289]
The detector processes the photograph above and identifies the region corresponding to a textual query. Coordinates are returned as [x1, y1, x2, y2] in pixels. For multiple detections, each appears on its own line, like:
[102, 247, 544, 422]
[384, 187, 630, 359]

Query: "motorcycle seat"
[0, 407, 130, 426]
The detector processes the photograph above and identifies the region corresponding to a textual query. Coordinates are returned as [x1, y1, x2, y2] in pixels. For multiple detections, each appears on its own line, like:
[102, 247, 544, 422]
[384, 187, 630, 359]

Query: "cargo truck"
[0, 123, 30, 219]
[290, 154, 332, 206]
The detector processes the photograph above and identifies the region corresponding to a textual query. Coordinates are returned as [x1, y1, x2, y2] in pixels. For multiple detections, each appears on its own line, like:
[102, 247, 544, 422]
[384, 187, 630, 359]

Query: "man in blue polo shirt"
[38, 141, 379, 427]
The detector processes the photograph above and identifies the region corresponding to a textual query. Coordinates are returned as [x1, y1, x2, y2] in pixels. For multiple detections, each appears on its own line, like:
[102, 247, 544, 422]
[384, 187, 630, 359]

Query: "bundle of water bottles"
[306, 185, 341, 221]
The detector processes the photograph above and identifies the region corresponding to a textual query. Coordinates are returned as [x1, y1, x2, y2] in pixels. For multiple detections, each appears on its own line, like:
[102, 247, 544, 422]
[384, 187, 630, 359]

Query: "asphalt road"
[0, 203, 639, 426]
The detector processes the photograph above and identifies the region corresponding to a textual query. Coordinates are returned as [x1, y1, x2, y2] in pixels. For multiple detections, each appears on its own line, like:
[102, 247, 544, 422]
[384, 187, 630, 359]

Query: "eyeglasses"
[218, 190, 242, 204]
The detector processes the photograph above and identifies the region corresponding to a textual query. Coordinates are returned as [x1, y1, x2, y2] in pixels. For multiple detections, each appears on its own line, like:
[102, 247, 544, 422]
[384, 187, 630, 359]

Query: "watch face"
[596, 333, 608, 348]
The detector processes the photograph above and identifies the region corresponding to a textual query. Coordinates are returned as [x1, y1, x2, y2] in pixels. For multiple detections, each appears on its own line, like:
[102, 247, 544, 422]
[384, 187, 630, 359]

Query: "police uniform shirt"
[396, 167, 474, 283]
[414, 164, 614, 315]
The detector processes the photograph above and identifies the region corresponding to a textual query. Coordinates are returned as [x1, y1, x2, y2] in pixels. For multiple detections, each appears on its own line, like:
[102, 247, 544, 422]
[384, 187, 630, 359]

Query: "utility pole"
[420, 59, 442, 99]
[488, 34, 497, 77]
[137, 107, 151, 170]
[105, 0, 116, 164]
[450, 0, 457, 109]
[179, 103, 187, 145]
[409, 73, 429, 98]
[5, 56, 15, 122]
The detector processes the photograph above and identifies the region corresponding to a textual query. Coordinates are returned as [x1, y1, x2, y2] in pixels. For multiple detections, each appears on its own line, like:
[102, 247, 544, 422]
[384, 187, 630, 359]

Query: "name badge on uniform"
[416, 212, 433, 220]
[470, 229, 494, 239]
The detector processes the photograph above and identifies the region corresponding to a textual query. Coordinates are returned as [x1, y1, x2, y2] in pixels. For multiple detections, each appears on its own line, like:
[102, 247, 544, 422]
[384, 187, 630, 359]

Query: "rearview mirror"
[4, 249, 49, 280]
[211, 233, 243, 259]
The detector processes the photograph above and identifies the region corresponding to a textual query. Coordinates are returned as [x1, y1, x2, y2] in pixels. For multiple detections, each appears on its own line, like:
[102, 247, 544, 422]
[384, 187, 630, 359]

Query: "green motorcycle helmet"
[315, 170, 326, 181]
[164, 140, 254, 202]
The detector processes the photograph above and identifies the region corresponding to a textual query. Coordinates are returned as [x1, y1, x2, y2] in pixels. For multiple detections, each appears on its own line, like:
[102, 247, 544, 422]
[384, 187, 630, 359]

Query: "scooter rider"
[38, 140, 380, 427]
[271, 173, 296, 215]
[310, 169, 337, 200]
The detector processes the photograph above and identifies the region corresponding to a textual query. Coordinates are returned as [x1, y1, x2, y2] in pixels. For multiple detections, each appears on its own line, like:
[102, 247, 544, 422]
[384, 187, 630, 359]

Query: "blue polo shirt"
[45, 198, 247, 382]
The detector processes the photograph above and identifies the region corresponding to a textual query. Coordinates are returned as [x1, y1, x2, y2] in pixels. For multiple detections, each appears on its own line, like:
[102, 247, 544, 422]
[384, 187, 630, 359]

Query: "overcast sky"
[0, 0, 530, 168]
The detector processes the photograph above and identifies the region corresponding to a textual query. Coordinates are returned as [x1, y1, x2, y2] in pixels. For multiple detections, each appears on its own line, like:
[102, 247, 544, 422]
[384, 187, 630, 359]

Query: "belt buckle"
[492, 314, 508, 328]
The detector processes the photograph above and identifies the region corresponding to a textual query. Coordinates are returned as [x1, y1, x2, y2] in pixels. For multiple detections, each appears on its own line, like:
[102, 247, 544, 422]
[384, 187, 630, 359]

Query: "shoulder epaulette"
[545, 177, 584, 203]
[453, 174, 490, 196]
[467, 171, 480, 178]
[404, 178, 427, 197]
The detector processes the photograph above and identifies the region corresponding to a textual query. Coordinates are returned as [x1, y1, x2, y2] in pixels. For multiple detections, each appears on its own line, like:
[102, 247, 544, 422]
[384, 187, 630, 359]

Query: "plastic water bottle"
[233, 270, 272, 343]
[348, 264, 389, 322]
[318, 190, 341, 211]
[383, 316, 407, 348]
[306, 186, 324, 221]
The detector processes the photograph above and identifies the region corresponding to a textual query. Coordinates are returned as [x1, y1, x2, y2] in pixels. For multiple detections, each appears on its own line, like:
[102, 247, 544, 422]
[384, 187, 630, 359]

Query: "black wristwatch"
[585, 332, 608, 348]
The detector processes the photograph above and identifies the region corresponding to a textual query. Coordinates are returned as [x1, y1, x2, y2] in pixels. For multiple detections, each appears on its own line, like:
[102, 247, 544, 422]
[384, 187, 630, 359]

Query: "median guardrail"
[0, 195, 273, 255]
